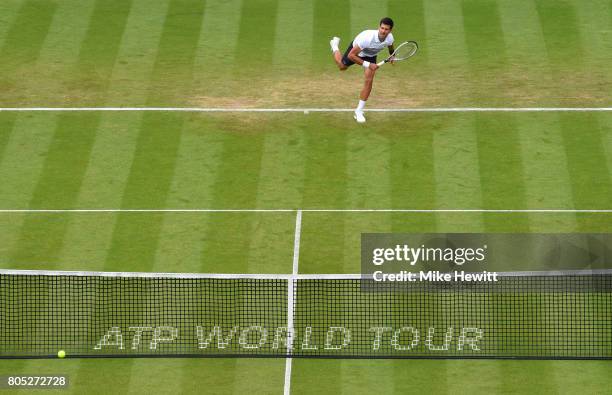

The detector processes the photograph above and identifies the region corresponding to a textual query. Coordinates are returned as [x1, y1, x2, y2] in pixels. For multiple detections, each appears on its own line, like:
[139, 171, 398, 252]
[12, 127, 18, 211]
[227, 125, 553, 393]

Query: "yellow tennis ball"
[57, 350, 66, 358]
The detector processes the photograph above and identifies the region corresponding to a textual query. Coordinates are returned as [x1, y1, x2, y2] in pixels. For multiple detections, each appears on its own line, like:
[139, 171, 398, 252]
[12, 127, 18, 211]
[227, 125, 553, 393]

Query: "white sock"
[356, 100, 366, 112]
[331, 43, 339, 52]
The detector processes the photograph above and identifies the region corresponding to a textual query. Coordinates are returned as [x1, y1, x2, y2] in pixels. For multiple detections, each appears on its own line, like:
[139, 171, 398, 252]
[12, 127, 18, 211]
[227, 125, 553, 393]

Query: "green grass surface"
[1, 0, 611, 393]
[1, 0, 611, 108]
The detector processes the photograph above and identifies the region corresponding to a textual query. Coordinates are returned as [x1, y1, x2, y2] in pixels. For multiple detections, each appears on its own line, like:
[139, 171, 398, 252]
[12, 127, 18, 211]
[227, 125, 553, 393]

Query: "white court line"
[292, 210, 302, 277]
[284, 210, 302, 395]
[1, 107, 612, 112]
[0, 209, 610, 213]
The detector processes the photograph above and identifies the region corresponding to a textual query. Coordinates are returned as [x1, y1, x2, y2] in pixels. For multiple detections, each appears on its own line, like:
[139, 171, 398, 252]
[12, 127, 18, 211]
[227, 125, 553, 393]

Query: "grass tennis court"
[1, 0, 611, 393]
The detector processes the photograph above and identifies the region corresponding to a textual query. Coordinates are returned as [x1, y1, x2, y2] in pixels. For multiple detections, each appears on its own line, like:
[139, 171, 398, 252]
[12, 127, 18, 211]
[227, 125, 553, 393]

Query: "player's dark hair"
[380, 17, 394, 28]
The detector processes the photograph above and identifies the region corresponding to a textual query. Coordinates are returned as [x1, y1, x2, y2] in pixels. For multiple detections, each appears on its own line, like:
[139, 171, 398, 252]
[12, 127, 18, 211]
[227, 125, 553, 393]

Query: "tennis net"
[1, 269, 611, 359]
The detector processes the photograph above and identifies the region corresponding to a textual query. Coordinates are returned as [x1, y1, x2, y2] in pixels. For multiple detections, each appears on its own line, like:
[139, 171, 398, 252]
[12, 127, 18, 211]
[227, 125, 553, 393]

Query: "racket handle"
[376, 60, 385, 66]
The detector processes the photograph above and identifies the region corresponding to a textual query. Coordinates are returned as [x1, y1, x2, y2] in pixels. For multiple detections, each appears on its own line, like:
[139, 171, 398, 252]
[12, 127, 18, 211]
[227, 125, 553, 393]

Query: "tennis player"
[330, 17, 395, 123]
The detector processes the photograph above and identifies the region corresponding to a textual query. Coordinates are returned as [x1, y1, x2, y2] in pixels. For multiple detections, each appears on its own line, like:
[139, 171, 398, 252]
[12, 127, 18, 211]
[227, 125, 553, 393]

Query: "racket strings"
[393, 42, 418, 60]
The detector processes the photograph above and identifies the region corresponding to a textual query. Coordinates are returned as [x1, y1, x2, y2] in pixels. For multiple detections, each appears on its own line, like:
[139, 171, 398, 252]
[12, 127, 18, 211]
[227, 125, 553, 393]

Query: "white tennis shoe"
[330, 37, 340, 52]
[354, 111, 366, 123]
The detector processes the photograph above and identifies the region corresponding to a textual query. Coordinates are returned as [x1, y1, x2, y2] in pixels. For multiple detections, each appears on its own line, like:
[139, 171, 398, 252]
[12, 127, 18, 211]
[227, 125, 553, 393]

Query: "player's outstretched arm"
[348, 45, 378, 71]
[387, 45, 396, 64]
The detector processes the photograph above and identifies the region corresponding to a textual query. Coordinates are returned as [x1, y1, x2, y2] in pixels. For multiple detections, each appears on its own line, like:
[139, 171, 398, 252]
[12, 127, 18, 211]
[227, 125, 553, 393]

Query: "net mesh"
[1, 271, 611, 359]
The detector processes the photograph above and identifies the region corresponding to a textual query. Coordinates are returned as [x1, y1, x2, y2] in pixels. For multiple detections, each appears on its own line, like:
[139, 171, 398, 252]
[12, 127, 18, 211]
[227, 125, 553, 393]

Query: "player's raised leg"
[330, 37, 347, 70]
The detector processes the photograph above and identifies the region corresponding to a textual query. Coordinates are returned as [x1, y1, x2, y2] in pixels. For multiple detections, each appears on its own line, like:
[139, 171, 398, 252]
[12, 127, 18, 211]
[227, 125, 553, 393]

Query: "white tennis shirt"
[352, 30, 394, 57]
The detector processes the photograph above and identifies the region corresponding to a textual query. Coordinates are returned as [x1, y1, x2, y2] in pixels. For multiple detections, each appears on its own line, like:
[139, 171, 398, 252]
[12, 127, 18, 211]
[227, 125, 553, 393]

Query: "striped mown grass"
[0, 0, 611, 107]
[0, 0, 611, 393]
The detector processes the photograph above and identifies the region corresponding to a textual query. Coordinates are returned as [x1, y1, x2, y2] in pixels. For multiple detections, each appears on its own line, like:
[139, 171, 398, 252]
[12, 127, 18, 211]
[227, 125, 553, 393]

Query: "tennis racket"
[377, 41, 418, 66]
